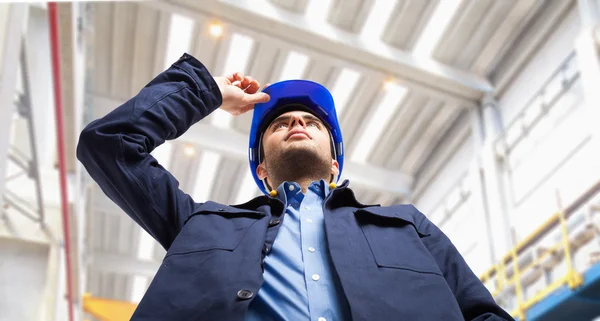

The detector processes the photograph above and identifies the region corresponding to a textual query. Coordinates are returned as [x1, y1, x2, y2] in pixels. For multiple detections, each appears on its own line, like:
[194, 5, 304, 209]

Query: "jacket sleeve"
[76, 53, 222, 250]
[418, 215, 515, 321]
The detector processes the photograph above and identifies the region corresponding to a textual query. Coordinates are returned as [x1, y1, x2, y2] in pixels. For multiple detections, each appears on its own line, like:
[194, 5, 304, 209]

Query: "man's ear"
[331, 159, 339, 177]
[257, 162, 268, 180]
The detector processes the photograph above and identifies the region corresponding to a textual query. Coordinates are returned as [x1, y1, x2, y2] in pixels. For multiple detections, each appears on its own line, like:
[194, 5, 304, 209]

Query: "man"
[77, 53, 513, 321]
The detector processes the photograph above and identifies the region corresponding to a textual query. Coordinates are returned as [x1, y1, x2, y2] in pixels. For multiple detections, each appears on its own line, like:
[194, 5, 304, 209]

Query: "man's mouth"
[286, 129, 311, 141]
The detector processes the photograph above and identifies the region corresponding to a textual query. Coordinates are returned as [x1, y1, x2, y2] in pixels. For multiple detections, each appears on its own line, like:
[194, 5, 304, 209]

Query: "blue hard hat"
[248, 80, 344, 195]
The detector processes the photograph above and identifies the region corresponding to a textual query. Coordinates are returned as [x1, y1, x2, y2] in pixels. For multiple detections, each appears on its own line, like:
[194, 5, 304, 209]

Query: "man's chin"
[284, 141, 316, 152]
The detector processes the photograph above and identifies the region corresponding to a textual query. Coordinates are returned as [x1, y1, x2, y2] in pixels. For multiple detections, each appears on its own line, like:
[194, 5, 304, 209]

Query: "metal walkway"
[480, 181, 600, 321]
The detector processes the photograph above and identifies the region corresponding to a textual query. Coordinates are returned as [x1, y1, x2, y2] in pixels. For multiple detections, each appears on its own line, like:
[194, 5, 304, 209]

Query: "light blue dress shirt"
[245, 180, 351, 321]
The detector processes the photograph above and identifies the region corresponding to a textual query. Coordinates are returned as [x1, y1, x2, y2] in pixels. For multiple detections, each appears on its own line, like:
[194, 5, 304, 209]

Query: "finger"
[244, 79, 260, 94]
[243, 92, 270, 105]
[239, 104, 255, 114]
[262, 83, 271, 90]
[241, 76, 253, 89]
[225, 72, 241, 83]
[231, 80, 243, 88]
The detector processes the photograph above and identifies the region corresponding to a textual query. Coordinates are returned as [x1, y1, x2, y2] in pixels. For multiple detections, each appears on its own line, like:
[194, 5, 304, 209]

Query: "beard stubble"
[263, 142, 332, 187]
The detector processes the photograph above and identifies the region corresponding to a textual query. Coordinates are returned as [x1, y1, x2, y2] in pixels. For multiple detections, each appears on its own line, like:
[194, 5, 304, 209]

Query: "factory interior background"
[1, 0, 600, 320]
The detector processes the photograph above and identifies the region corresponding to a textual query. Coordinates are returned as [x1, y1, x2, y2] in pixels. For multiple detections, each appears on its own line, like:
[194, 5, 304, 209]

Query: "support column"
[479, 94, 513, 259]
[0, 4, 28, 202]
[575, 0, 600, 149]
[468, 105, 496, 269]
[25, 5, 55, 170]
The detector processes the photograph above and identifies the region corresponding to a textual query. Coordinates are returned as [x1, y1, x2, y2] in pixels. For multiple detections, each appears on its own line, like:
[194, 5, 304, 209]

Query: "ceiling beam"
[471, 0, 540, 76]
[144, 0, 491, 106]
[491, 0, 575, 94]
[92, 95, 413, 197]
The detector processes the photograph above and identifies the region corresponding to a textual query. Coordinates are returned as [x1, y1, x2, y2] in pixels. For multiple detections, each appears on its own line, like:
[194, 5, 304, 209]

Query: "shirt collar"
[275, 180, 332, 205]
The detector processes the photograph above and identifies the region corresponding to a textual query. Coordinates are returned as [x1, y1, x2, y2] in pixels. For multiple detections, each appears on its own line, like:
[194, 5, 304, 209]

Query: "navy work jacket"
[77, 53, 513, 321]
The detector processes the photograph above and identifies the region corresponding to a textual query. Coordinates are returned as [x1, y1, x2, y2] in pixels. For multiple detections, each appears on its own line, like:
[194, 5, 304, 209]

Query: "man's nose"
[289, 115, 306, 128]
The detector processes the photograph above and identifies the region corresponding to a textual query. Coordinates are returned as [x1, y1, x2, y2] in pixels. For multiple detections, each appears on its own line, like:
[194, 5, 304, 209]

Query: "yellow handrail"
[479, 208, 586, 320]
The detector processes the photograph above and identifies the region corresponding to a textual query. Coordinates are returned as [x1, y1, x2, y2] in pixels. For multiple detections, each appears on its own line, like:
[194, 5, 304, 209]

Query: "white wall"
[498, 9, 581, 125]
[415, 133, 473, 215]
[495, 7, 599, 241]
[0, 204, 65, 321]
[0, 238, 50, 321]
[413, 129, 491, 274]
[412, 7, 594, 276]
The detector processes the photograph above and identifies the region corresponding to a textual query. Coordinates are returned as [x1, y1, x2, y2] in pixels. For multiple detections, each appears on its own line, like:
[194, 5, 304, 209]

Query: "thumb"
[244, 92, 270, 105]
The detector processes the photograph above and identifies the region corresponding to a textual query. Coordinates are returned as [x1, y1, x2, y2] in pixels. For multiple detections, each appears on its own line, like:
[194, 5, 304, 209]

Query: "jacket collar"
[325, 179, 377, 210]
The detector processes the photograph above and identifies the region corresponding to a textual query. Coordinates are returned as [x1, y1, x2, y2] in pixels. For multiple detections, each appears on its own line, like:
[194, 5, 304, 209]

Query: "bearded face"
[256, 110, 339, 190]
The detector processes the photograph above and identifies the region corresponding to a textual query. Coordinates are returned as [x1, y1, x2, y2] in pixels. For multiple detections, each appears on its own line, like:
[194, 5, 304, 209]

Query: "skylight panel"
[150, 141, 173, 170]
[164, 13, 194, 69]
[413, 0, 463, 57]
[330, 68, 360, 116]
[131, 228, 157, 302]
[192, 151, 221, 202]
[130, 275, 148, 303]
[213, 33, 255, 129]
[279, 51, 309, 81]
[221, 33, 255, 78]
[235, 168, 260, 204]
[350, 83, 407, 163]
[360, 0, 397, 40]
[136, 229, 155, 261]
[305, 0, 333, 26]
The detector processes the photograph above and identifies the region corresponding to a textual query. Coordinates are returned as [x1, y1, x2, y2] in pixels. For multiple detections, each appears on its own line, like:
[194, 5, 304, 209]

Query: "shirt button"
[263, 244, 270, 254]
[288, 185, 295, 191]
[305, 218, 313, 223]
[237, 289, 253, 300]
[318, 318, 327, 321]
[305, 206, 311, 210]
[312, 274, 320, 281]
[268, 219, 280, 227]
[308, 247, 315, 252]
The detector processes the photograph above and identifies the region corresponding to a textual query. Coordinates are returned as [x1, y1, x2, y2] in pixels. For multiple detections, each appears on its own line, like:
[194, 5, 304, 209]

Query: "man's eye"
[307, 122, 319, 128]
[275, 123, 288, 129]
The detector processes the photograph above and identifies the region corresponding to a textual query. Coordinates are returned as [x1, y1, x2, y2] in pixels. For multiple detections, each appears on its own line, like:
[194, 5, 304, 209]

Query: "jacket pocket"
[166, 202, 264, 257]
[355, 207, 441, 275]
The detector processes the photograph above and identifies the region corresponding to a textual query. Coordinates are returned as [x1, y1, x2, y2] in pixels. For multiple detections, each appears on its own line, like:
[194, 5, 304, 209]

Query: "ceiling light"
[384, 79, 395, 90]
[183, 145, 195, 157]
[279, 51, 309, 81]
[350, 83, 407, 163]
[208, 22, 223, 38]
[330, 68, 360, 116]
[164, 13, 194, 69]
[413, 0, 463, 57]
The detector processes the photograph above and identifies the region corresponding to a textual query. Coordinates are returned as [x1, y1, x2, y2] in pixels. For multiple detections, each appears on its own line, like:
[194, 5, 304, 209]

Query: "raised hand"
[213, 72, 270, 116]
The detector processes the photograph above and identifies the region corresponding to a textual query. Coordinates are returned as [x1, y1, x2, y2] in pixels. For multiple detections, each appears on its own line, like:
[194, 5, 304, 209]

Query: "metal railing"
[479, 181, 600, 320]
